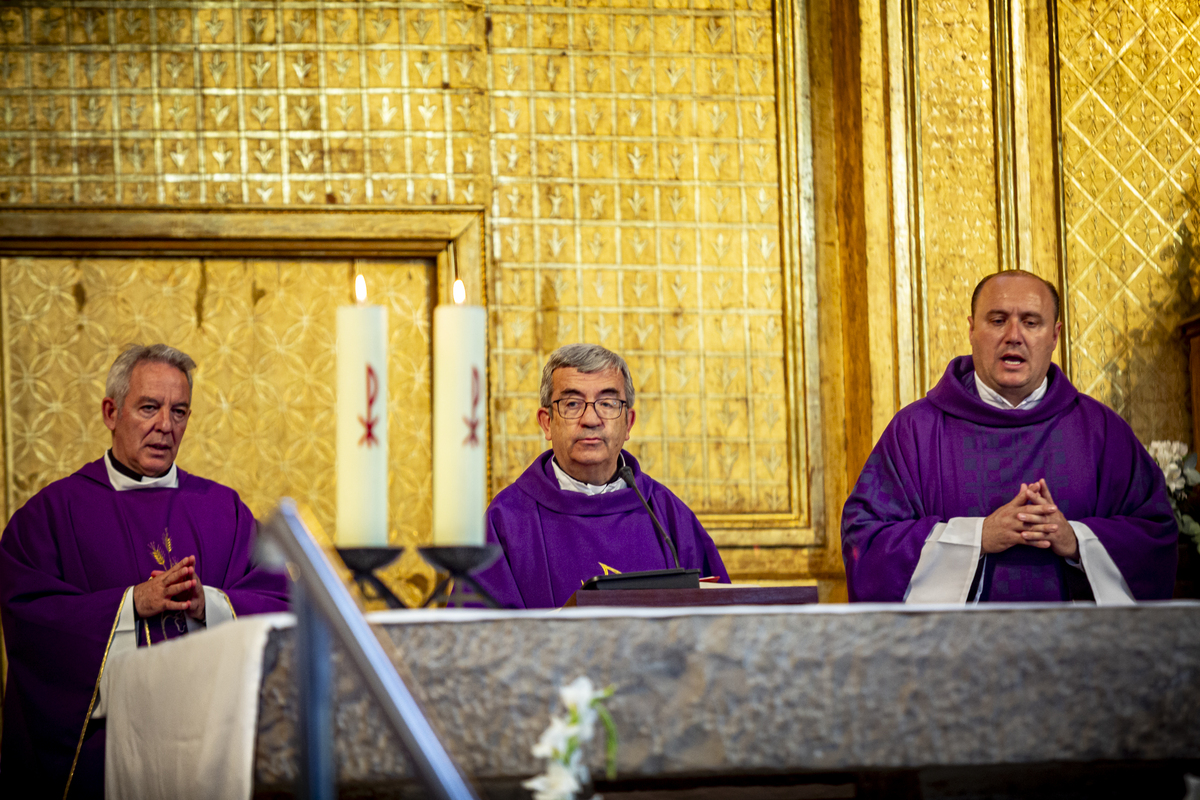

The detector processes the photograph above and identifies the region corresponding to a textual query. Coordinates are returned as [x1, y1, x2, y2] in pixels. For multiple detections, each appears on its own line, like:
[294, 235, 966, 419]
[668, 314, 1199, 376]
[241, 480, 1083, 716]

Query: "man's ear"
[624, 408, 636, 441]
[101, 397, 119, 432]
[537, 407, 552, 441]
[967, 314, 975, 333]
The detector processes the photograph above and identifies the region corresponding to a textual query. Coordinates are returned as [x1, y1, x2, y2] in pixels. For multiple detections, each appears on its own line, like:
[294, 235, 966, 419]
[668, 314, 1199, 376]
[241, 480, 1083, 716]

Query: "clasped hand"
[981, 479, 1078, 560]
[133, 555, 205, 621]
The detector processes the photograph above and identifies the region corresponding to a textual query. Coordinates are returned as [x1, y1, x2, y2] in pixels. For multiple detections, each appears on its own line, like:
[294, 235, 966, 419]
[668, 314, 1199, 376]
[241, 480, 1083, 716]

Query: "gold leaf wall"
[893, 0, 1194, 445]
[0, 0, 813, 570]
[1, 256, 438, 603]
[916, 0, 1001, 388]
[1057, 0, 1197, 443]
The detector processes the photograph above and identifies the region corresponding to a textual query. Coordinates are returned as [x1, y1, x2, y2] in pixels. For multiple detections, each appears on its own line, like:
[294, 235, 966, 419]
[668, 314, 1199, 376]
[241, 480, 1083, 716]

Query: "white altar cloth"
[101, 613, 294, 800]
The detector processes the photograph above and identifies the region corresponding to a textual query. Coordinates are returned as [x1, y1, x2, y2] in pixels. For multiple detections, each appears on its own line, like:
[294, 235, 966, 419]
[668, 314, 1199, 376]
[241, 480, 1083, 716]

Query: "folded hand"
[135, 555, 205, 620]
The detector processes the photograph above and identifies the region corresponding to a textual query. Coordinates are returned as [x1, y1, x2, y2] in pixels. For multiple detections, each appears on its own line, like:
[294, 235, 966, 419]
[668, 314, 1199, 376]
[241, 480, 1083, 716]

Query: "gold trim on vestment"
[63, 586, 131, 800]
[216, 588, 237, 621]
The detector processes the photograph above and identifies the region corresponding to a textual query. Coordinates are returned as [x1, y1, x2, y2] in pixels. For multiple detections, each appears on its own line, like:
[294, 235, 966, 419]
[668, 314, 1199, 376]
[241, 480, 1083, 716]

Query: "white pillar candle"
[336, 275, 389, 547]
[432, 280, 487, 546]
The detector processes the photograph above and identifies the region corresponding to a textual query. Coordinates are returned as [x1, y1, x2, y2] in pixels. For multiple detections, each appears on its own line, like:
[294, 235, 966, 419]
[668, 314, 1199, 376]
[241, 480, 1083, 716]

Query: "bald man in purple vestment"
[473, 344, 728, 608]
[0, 344, 288, 799]
[842, 271, 1177, 604]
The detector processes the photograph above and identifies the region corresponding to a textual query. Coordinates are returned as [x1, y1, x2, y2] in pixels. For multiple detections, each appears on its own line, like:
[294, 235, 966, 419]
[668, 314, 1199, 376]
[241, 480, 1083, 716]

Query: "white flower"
[532, 715, 578, 760]
[559, 676, 601, 740]
[559, 676, 600, 710]
[1148, 440, 1189, 471]
[523, 759, 581, 800]
[1165, 463, 1186, 494]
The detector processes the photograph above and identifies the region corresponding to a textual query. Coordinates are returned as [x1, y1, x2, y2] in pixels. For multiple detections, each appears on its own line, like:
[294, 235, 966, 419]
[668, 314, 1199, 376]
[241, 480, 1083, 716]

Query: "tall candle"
[336, 275, 389, 547]
[432, 280, 487, 546]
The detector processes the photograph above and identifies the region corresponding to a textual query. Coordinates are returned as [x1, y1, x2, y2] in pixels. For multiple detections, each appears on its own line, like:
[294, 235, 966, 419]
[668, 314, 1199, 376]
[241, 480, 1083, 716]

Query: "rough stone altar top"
[254, 603, 1200, 788]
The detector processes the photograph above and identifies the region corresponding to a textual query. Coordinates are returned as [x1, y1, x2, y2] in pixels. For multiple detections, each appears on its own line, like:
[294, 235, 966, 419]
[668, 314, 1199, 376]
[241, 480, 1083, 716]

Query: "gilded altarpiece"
[0, 0, 821, 589]
[888, 0, 1194, 445]
[1056, 0, 1197, 443]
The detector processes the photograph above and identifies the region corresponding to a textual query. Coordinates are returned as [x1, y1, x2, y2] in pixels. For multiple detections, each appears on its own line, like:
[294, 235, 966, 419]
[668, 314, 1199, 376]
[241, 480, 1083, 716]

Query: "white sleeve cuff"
[1073, 522, 1135, 605]
[204, 586, 237, 628]
[183, 586, 236, 632]
[904, 518, 984, 604]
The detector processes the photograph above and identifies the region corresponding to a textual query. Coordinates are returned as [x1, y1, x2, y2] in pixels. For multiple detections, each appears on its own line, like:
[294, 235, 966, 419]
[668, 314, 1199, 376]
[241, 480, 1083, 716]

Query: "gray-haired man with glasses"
[471, 343, 729, 608]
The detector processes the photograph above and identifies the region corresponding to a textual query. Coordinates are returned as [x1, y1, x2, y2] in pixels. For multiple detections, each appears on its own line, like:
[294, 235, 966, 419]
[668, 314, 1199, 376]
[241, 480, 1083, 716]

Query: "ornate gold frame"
[0, 206, 486, 522]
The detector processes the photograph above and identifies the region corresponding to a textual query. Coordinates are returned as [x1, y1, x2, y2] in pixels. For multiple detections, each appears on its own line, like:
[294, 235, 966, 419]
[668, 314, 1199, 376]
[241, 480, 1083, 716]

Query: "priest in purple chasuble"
[473, 344, 729, 609]
[842, 271, 1178, 604]
[0, 344, 289, 799]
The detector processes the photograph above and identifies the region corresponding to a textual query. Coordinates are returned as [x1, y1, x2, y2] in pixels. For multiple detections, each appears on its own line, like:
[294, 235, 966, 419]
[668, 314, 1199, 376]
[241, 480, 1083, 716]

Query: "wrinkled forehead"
[127, 360, 192, 401]
[551, 366, 626, 397]
[975, 273, 1054, 314]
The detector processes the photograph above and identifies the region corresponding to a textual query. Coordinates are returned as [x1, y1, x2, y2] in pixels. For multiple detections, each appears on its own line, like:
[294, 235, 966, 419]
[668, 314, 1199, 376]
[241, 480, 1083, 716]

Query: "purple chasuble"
[473, 450, 729, 608]
[0, 458, 289, 799]
[841, 356, 1177, 603]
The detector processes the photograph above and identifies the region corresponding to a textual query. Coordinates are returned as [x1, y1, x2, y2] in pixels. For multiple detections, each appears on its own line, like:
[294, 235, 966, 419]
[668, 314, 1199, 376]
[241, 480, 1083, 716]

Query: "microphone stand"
[618, 465, 681, 569]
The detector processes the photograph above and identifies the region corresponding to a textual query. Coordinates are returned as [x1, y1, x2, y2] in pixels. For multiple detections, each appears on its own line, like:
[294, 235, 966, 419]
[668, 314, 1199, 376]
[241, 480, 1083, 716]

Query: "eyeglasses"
[551, 398, 629, 420]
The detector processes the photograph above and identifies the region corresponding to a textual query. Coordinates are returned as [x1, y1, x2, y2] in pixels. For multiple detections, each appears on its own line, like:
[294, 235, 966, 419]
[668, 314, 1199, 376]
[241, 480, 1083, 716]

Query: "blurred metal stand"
[259, 499, 480, 800]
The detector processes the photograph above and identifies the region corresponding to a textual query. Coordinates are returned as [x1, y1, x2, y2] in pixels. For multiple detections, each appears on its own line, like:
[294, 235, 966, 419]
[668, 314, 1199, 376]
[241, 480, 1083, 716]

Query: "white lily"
[1166, 462, 1186, 493]
[560, 676, 603, 740]
[522, 759, 581, 800]
[532, 714, 578, 760]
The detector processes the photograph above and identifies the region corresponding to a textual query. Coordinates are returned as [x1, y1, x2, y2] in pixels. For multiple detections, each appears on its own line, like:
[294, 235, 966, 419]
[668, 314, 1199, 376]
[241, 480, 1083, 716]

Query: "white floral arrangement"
[1148, 440, 1200, 550]
[522, 676, 618, 800]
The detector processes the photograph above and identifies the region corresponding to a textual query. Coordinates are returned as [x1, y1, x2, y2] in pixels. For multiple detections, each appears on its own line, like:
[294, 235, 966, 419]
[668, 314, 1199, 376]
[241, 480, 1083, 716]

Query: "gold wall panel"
[484, 0, 799, 525]
[0, 1, 819, 560]
[914, 0, 1002, 389]
[1057, 0, 1198, 443]
[0, 256, 438, 604]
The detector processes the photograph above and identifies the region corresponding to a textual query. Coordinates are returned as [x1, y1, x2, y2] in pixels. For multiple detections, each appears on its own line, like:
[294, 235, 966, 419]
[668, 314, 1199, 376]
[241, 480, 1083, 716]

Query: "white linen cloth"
[101, 613, 294, 800]
[903, 374, 1133, 605]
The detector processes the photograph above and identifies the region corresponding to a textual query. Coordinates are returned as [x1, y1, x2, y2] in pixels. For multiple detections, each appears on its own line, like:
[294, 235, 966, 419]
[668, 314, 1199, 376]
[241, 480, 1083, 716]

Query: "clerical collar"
[105, 449, 178, 491]
[974, 372, 1047, 411]
[552, 456, 627, 496]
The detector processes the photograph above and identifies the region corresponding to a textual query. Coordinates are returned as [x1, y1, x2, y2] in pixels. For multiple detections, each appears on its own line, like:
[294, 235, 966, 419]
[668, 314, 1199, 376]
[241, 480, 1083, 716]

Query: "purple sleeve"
[841, 418, 942, 602]
[474, 504, 529, 609]
[1078, 412, 1178, 600]
[0, 494, 125, 790]
[214, 497, 289, 615]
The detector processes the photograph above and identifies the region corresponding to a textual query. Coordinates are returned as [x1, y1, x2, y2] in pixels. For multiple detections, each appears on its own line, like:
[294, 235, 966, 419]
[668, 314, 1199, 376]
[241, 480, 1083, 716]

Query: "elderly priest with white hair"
[0, 344, 288, 799]
[473, 343, 729, 608]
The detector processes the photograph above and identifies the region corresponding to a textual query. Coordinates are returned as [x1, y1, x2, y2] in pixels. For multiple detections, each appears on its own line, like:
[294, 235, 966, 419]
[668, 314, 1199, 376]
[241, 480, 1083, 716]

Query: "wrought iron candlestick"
[336, 547, 407, 609]
[418, 545, 504, 608]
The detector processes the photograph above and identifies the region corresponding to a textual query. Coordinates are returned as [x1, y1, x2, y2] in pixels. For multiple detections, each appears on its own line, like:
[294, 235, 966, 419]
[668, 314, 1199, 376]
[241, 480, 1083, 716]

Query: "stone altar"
[253, 603, 1200, 797]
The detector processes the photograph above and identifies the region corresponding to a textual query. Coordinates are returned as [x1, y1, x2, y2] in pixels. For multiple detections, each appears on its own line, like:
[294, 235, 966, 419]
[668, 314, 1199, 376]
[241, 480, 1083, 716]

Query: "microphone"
[618, 465, 681, 570]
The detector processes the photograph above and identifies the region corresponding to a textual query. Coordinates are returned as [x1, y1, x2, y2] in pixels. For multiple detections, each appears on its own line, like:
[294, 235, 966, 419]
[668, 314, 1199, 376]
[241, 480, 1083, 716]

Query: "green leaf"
[1184, 467, 1200, 485]
[595, 704, 619, 780]
[1185, 451, 1198, 472]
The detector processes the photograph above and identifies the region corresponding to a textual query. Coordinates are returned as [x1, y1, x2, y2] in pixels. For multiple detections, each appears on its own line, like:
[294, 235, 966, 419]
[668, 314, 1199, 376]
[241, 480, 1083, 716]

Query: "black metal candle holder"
[336, 547, 407, 609]
[418, 545, 504, 608]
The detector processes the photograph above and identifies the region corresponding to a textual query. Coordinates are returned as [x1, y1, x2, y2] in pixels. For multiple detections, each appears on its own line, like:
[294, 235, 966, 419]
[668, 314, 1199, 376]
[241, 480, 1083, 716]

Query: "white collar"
[974, 372, 1048, 411]
[104, 450, 179, 491]
[551, 458, 627, 496]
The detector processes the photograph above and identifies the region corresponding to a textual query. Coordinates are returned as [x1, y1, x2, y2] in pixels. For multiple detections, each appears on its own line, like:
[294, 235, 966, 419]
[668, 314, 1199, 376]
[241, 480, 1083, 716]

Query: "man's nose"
[580, 402, 604, 426]
[1003, 318, 1024, 342]
[154, 407, 174, 431]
